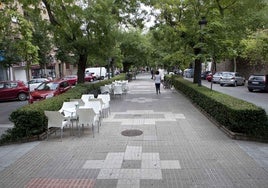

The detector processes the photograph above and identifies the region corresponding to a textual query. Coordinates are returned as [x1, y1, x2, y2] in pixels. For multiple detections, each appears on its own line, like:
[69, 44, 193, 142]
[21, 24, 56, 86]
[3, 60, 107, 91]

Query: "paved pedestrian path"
[0, 73, 268, 188]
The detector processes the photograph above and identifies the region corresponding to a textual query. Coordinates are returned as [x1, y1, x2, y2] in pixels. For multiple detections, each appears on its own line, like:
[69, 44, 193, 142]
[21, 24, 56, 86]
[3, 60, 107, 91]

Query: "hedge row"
[168, 75, 268, 139]
[0, 74, 126, 144]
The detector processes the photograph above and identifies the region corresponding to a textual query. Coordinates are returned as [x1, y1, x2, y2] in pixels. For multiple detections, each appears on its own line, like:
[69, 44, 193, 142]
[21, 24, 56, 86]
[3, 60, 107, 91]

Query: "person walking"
[154, 70, 161, 94]
[150, 69, 154, 79]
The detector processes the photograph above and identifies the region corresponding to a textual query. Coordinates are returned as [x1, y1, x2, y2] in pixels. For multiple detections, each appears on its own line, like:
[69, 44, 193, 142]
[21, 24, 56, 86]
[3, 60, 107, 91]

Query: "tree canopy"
[1, 0, 267, 82]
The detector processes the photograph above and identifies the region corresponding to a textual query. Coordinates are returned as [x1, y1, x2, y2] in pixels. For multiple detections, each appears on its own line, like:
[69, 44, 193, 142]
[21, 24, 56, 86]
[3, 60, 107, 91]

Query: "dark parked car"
[29, 80, 71, 103]
[0, 80, 29, 101]
[247, 74, 268, 92]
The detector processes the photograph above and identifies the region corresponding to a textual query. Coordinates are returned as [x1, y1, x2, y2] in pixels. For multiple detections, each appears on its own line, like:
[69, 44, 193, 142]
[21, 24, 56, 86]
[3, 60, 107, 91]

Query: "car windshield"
[214, 72, 222, 76]
[36, 82, 58, 91]
[222, 72, 234, 77]
[249, 76, 264, 81]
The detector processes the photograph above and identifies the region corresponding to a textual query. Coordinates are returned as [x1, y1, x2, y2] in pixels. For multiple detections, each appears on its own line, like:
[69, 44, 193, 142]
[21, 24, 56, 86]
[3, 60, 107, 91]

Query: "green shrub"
[172, 76, 268, 138]
[0, 74, 126, 144]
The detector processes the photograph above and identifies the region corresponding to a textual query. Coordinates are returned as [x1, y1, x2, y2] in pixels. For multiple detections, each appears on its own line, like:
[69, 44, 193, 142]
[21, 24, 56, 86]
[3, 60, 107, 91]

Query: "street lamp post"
[197, 16, 207, 86]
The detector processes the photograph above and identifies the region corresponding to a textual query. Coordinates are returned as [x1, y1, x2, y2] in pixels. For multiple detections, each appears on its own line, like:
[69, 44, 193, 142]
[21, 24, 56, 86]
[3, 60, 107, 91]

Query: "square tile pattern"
[83, 145, 181, 186]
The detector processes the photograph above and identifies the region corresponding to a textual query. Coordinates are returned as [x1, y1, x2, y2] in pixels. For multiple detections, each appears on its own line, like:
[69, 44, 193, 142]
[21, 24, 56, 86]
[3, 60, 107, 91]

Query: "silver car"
[219, 72, 245, 87]
[212, 71, 224, 83]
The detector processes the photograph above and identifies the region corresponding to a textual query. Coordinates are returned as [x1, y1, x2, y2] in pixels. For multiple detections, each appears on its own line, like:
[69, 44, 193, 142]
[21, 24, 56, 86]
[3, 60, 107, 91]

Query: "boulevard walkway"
[0, 73, 268, 188]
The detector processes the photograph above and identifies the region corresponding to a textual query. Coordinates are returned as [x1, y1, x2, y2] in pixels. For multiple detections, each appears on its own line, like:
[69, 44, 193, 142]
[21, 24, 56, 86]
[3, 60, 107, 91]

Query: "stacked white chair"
[58, 101, 79, 134]
[81, 99, 103, 127]
[100, 85, 110, 94]
[97, 94, 111, 117]
[76, 108, 98, 137]
[59, 101, 79, 120]
[113, 84, 123, 97]
[44, 111, 70, 141]
[81, 94, 94, 103]
[121, 80, 129, 94]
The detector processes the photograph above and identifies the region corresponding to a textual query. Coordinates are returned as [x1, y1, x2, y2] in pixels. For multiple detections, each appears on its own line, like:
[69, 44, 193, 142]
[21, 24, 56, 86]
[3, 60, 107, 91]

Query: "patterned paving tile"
[117, 179, 140, 188]
[103, 110, 185, 126]
[83, 145, 181, 182]
[25, 178, 95, 188]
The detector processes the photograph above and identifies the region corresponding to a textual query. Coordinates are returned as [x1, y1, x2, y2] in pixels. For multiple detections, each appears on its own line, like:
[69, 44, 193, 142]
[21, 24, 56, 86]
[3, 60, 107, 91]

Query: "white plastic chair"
[82, 99, 103, 127]
[59, 101, 79, 120]
[113, 85, 123, 97]
[100, 85, 110, 94]
[97, 94, 110, 117]
[76, 108, 98, 137]
[121, 81, 129, 94]
[44, 111, 70, 141]
[59, 101, 79, 134]
[81, 94, 94, 103]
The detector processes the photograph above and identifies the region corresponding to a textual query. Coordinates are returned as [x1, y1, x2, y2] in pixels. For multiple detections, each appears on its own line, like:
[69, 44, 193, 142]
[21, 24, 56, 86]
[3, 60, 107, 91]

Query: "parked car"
[0, 80, 29, 101]
[85, 67, 107, 80]
[29, 80, 71, 103]
[201, 71, 211, 80]
[206, 72, 213, 82]
[183, 68, 194, 78]
[212, 71, 224, 83]
[247, 74, 268, 92]
[28, 78, 50, 91]
[63, 75, 77, 86]
[219, 72, 245, 86]
[84, 73, 94, 82]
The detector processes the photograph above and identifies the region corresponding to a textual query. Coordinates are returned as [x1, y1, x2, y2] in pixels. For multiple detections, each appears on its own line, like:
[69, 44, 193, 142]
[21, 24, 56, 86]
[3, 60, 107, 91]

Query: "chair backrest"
[97, 94, 110, 104]
[70, 99, 85, 106]
[100, 85, 110, 94]
[59, 101, 78, 117]
[81, 94, 94, 103]
[77, 108, 96, 125]
[84, 100, 102, 114]
[61, 101, 78, 109]
[113, 85, 123, 95]
[44, 111, 65, 129]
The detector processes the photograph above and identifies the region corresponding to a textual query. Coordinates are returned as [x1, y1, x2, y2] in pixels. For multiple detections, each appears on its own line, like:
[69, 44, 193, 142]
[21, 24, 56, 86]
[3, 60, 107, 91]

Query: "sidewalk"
[0, 72, 267, 188]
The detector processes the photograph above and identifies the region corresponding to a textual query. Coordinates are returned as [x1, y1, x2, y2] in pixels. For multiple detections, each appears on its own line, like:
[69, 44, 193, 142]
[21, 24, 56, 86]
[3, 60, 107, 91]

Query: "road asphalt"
[0, 72, 267, 188]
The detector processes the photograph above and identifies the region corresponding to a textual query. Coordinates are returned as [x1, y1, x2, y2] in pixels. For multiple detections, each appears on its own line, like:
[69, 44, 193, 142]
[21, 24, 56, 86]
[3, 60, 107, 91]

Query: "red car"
[29, 80, 71, 103]
[206, 73, 213, 82]
[0, 80, 29, 101]
[63, 75, 77, 86]
[84, 73, 94, 82]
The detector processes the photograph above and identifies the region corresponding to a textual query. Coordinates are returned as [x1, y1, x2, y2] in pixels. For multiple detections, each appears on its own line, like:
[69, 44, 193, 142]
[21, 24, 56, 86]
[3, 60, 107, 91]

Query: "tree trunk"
[77, 54, 87, 84]
[193, 58, 201, 84]
[193, 47, 201, 84]
[233, 57, 237, 72]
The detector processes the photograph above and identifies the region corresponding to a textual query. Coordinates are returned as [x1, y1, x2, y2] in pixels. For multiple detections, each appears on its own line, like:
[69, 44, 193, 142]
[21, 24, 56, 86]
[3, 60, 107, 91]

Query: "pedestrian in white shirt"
[154, 70, 161, 94]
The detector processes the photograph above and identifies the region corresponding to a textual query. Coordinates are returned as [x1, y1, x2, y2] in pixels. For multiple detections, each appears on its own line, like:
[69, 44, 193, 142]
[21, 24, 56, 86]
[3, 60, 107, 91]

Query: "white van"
[85, 67, 107, 80]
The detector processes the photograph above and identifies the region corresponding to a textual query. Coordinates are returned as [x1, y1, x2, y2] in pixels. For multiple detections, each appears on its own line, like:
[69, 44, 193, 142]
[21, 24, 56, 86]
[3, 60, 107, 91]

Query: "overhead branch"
[42, 0, 60, 26]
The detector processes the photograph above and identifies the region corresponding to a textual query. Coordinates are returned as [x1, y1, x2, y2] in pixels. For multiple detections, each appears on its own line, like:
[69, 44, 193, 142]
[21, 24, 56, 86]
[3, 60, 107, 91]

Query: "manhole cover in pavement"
[121, 129, 143, 137]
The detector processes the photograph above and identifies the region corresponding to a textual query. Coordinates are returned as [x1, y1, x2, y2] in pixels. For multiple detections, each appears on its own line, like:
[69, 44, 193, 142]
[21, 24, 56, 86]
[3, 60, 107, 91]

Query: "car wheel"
[248, 88, 253, 92]
[18, 93, 27, 101]
[220, 84, 224, 87]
